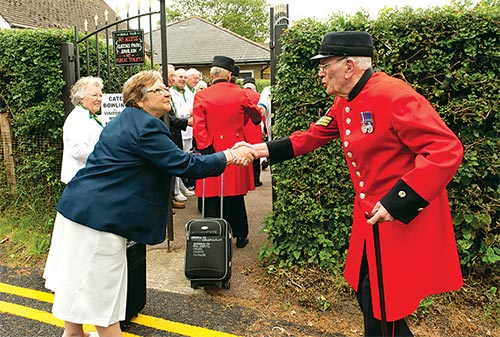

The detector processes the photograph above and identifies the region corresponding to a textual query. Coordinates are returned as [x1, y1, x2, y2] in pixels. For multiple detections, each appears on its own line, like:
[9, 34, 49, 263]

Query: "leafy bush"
[0, 29, 71, 209]
[0, 28, 152, 211]
[263, 0, 499, 278]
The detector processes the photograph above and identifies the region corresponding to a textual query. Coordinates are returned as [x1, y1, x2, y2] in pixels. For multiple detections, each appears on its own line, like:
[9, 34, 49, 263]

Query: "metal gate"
[60, 0, 174, 242]
[61, 0, 169, 117]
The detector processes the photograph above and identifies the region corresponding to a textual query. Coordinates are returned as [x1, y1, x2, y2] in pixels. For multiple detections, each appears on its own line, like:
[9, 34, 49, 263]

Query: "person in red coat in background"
[193, 56, 262, 248]
[242, 77, 263, 187]
[235, 31, 463, 336]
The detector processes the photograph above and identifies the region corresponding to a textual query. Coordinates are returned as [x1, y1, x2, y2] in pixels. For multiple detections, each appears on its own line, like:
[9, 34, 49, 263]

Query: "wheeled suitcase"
[121, 240, 147, 325]
[185, 176, 232, 289]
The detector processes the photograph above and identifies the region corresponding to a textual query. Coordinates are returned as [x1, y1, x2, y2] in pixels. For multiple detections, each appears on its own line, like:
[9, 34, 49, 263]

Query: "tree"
[166, 0, 269, 42]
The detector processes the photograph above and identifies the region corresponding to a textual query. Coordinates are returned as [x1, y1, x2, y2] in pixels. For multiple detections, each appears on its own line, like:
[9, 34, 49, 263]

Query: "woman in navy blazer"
[43, 70, 255, 337]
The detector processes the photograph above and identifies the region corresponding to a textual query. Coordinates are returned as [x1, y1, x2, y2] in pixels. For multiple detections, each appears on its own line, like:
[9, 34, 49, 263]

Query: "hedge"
[0, 28, 149, 210]
[261, 0, 499, 278]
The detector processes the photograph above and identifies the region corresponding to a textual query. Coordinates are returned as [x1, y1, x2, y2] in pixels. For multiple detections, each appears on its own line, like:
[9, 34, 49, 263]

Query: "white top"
[170, 87, 194, 140]
[258, 86, 272, 141]
[60, 105, 104, 183]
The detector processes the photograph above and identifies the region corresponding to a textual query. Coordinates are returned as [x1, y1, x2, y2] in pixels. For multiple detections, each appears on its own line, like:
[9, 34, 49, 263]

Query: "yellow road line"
[0, 282, 53, 303]
[0, 300, 139, 337]
[132, 314, 241, 337]
[0, 282, 242, 337]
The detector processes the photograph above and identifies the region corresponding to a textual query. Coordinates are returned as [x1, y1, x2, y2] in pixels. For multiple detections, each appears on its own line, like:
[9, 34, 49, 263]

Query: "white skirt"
[43, 213, 128, 327]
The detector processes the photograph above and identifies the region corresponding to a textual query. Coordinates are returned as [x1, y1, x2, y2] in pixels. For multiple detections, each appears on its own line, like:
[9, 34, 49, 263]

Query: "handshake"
[224, 141, 269, 167]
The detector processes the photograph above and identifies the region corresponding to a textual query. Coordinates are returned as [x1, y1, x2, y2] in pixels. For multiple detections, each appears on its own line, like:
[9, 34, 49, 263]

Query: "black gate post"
[269, 5, 288, 206]
[270, 4, 289, 86]
[159, 0, 168, 96]
[159, 0, 174, 246]
[61, 42, 76, 117]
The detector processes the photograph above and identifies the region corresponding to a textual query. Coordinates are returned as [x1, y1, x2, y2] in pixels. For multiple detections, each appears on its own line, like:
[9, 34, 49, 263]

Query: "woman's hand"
[231, 146, 257, 166]
[233, 141, 269, 158]
[224, 146, 257, 166]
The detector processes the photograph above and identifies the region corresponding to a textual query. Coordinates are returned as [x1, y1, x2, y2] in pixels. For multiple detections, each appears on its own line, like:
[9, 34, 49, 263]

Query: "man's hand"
[233, 141, 270, 158]
[365, 202, 394, 225]
[231, 146, 257, 166]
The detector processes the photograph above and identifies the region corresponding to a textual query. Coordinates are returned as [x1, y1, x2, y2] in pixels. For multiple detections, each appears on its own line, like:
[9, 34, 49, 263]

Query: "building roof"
[0, 0, 118, 30]
[146, 16, 270, 66]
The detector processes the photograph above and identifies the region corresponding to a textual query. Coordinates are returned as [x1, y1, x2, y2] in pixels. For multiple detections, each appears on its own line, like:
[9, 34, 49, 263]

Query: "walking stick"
[373, 221, 389, 336]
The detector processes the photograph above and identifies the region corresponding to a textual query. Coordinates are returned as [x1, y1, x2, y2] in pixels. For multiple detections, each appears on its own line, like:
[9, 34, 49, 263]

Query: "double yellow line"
[0, 282, 241, 337]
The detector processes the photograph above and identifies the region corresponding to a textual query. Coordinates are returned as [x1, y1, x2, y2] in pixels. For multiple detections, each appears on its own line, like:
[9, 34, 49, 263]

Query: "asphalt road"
[0, 169, 345, 337]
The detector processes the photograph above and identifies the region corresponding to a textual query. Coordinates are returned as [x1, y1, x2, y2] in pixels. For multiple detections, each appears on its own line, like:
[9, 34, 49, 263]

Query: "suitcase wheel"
[222, 281, 230, 289]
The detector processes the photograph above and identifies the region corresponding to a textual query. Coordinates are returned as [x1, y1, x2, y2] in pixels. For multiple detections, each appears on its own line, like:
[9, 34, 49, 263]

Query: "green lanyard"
[172, 86, 187, 102]
[80, 104, 104, 128]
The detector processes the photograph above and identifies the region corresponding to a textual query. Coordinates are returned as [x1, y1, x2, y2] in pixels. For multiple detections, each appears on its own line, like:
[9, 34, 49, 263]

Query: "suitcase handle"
[201, 173, 224, 218]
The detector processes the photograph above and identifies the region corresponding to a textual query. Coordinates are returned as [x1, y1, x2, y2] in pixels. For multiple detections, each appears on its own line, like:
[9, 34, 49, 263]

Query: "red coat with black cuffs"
[267, 70, 463, 321]
[243, 88, 263, 145]
[193, 80, 262, 197]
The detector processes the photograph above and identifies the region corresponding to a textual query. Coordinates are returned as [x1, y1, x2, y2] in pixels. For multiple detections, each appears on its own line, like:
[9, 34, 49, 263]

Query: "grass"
[261, 262, 500, 331]
[0, 213, 54, 267]
[0, 184, 58, 268]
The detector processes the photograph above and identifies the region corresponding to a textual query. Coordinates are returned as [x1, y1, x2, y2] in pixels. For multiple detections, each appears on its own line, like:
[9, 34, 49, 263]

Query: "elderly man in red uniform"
[242, 77, 263, 187]
[193, 55, 262, 248]
[236, 31, 463, 336]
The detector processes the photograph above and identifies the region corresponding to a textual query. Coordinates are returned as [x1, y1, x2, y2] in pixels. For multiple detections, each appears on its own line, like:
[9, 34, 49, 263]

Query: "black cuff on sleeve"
[380, 179, 429, 224]
[267, 137, 294, 165]
[199, 145, 215, 155]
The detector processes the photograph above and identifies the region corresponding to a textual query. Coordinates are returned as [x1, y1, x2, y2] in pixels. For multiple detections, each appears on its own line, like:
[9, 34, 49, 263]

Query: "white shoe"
[174, 193, 187, 202]
[181, 189, 195, 197]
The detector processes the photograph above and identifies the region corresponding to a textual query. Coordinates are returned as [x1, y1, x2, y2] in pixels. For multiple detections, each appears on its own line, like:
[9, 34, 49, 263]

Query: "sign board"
[100, 94, 125, 125]
[113, 30, 145, 66]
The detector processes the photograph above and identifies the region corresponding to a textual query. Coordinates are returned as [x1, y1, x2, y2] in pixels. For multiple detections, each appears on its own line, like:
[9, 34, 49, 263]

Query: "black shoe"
[236, 237, 249, 248]
[261, 160, 269, 170]
[255, 181, 263, 187]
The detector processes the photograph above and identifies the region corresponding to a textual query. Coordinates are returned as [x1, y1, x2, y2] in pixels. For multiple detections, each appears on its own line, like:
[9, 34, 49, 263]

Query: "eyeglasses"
[319, 56, 347, 72]
[146, 87, 170, 95]
[86, 94, 103, 99]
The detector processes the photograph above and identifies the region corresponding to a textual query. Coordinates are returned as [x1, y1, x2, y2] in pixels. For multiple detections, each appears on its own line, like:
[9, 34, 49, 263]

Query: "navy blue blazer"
[57, 107, 226, 244]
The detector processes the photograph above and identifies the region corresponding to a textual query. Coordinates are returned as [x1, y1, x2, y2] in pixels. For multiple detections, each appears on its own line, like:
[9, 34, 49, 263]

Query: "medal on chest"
[360, 111, 374, 134]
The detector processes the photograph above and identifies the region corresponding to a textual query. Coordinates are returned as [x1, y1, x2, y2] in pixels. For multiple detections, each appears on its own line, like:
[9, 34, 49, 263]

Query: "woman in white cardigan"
[61, 77, 104, 183]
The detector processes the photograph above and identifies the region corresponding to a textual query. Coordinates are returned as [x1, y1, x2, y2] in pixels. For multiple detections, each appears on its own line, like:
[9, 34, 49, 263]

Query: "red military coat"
[193, 80, 261, 197]
[243, 88, 263, 144]
[269, 71, 463, 321]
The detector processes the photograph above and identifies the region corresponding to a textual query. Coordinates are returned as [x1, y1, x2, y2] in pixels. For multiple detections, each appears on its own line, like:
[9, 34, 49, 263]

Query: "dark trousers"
[252, 158, 261, 184]
[204, 195, 249, 239]
[356, 251, 413, 337]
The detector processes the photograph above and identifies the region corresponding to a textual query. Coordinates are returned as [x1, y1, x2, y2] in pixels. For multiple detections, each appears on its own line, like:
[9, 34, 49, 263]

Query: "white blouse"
[60, 105, 104, 183]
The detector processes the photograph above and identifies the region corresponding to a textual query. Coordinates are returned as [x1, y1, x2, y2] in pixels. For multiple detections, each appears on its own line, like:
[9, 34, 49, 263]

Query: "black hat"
[232, 65, 240, 77]
[212, 55, 235, 72]
[310, 31, 373, 60]
[243, 77, 256, 86]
